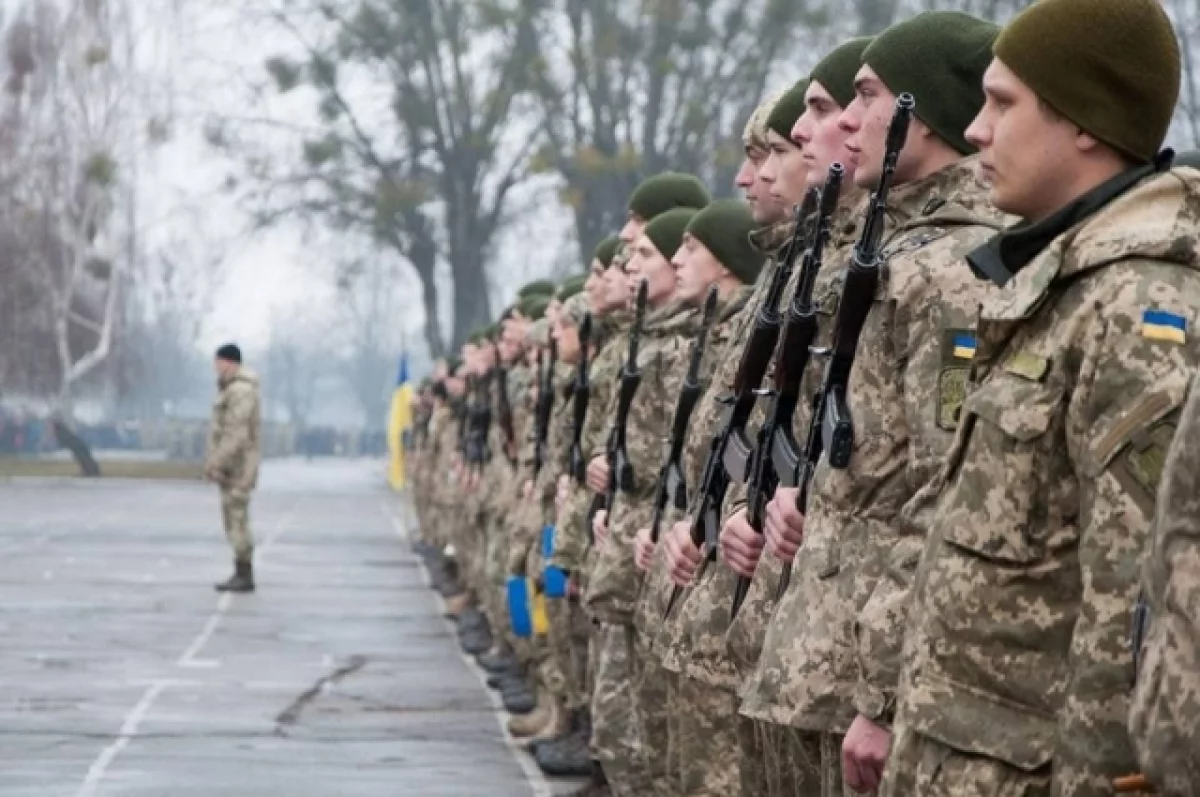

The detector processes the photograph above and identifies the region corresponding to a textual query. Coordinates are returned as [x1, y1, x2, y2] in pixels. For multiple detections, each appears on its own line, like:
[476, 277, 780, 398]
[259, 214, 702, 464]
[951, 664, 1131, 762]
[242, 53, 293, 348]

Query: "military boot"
[535, 728, 595, 777]
[506, 691, 557, 737]
[214, 560, 254, 593]
[477, 648, 520, 674]
[443, 592, 472, 618]
[501, 681, 536, 714]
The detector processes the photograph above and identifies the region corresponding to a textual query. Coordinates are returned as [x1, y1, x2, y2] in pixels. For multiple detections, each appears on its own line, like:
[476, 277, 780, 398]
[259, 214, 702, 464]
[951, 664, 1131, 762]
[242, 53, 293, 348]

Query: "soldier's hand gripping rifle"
[662, 198, 812, 620]
[532, 335, 558, 481]
[727, 166, 843, 623]
[775, 93, 914, 601]
[568, 313, 594, 483]
[648, 286, 720, 547]
[587, 280, 649, 543]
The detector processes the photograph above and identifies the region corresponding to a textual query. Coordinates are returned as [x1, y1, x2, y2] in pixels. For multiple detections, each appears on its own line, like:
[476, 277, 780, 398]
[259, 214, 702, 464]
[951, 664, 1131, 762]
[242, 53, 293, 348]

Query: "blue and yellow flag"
[387, 354, 414, 490]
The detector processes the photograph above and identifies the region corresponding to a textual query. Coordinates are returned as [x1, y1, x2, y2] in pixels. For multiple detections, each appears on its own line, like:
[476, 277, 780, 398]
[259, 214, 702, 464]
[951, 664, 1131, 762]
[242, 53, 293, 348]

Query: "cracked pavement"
[0, 460, 557, 796]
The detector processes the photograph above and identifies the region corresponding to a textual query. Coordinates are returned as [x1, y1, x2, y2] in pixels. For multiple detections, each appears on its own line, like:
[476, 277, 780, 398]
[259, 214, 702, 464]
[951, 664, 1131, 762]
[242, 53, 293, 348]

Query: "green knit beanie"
[863, 12, 998, 155]
[518, 279, 556, 300]
[519, 293, 550, 321]
[627, 173, 711, 220]
[994, 0, 1180, 164]
[644, 207, 698, 262]
[593, 235, 620, 268]
[556, 273, 587, 301]
[685, 199, 766, 285]
[811, 37, 873, 109]
[767, 79, 810, 140]
[447, 356, 463, 374]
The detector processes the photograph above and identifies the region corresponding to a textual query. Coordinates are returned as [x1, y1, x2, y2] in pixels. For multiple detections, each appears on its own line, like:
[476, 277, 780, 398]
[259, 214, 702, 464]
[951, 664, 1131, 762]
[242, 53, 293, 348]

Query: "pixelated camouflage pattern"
[743, 159, 1008, 734]
[880, 724, 1052, 797]
[651, 222, 794, 677]
[668, 673, 745, 796]
[1129, 368, 1200, 795]
[590, 621, 649, 795]
[585, 301, 697, 624]
[625, 284, 756, 663]
[891, 166, 1200, 795]
[206, 367, 262, 494]
[549, 312, 629, 574]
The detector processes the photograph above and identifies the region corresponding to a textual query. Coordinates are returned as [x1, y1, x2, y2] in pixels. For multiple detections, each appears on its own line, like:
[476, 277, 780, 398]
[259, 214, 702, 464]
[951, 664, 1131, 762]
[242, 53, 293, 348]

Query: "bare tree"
[210, 0, 543, 355]
[0, 0, 151, 472]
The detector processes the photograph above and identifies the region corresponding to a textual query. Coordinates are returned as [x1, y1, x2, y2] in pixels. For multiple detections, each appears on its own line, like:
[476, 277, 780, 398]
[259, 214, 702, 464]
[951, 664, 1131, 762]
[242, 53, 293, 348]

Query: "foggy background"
[1, 0, 1197, 455]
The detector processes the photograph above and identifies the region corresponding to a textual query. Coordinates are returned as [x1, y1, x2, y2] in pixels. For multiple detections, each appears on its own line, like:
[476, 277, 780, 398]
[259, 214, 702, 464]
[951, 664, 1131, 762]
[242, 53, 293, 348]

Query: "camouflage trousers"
[668, 675, 742, 796]
[483, 514, 513, 641]
[880, 723, 1052, 797]
[738, 716, 770, 797]
[590, 622, 649, 796]
[633, 635, 671, 795]
[755, 721, 830, 797]
[219, 487, 253, 561]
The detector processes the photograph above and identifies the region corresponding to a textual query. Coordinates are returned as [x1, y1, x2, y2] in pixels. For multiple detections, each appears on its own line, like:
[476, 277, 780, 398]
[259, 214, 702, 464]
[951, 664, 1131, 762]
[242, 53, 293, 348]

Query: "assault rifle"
[532, 336, 558, 480]
[587, 279, 649, 542]
[727, 165, 843, 622]
[568, 313, 594, 483]
[496, 359, 517, 467]
[465, 369, 493, 475]
[776, 93, 914, 600]
[648, 286, 720, 546]
[662, 194, 815, 620]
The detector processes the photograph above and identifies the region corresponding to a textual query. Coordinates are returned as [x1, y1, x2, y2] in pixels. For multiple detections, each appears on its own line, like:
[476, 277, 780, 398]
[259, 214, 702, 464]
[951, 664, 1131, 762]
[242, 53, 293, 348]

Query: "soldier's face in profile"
[626, 235, 675, 306]
[795, 81, 857, 190]
[672, 233, 723, 306]
[841, 65, 912, 189]
[966, 58, 1084, 223]
[764, 131, 809, 208]
[601, 263, 630, 312]
[585, 257, 607, 310]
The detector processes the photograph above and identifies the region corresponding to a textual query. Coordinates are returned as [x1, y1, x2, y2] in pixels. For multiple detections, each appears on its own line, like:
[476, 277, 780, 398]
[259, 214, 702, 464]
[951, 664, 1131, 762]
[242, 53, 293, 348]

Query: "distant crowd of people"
[0, 411, 50, 454]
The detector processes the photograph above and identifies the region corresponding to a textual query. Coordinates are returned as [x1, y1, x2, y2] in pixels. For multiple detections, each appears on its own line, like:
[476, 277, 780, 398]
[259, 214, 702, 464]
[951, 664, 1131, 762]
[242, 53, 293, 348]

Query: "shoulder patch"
[938, 328, 976, 430]
[1141, 309, 1187, 344]
[1113, 421, 1177, 514]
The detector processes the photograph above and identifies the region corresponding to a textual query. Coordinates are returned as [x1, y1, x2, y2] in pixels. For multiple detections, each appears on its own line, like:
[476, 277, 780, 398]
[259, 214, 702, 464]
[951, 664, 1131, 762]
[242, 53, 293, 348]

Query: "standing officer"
[206, 343, 262, 593]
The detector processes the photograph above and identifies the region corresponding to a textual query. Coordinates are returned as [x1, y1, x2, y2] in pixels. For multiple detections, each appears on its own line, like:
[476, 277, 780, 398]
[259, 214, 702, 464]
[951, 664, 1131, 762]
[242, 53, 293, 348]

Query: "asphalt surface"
[0, 459, 571, 797]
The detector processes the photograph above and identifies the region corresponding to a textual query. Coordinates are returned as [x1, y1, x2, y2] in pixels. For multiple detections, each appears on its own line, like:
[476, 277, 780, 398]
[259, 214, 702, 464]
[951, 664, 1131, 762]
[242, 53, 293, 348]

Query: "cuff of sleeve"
[853, 680, 896, 727]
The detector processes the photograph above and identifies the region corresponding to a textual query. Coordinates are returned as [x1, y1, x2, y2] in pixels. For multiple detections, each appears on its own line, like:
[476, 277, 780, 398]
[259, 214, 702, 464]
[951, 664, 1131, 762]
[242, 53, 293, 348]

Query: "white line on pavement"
[76, 509, 297, 795]
[75, 681, 168, 797]
[176, 511, 294, 667]
[381, 502, 555, 797]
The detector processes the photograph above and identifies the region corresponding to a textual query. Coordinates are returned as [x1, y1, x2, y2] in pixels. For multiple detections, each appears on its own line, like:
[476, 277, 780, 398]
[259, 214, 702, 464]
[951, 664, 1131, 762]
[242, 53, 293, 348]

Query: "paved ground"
[0, 459, 570, 797]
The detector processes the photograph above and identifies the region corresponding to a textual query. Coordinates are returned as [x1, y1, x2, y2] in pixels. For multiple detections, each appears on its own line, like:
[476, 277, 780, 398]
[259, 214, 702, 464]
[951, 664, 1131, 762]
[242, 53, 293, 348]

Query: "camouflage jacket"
[895, 164, 1200, 793]
[632, 286, 756, 646]
[550, 313, 628, 573]
[205, 367, 262, 494]
[584, 301, 697, 624]
[1129, 369, 1200, 796]
[652, 221, 796, 677]
[742, 158, 1007, 731]
[721, 193, 864, 682]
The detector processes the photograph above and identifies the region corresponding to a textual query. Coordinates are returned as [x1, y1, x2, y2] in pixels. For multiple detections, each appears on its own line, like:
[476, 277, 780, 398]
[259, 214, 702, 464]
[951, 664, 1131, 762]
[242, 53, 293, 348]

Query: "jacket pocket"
[939, 377, 1063, 565]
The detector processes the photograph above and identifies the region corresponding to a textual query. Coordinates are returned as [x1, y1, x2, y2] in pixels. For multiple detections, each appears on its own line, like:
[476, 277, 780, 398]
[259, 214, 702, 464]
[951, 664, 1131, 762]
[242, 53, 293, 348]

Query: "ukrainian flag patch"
[1142, 310, 1187, 344]
[952, 332, 977, 360]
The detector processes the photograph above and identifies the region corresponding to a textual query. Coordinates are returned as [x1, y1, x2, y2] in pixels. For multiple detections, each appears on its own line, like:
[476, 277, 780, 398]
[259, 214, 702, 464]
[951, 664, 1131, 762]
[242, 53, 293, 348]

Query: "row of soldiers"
[412, 1, 1200, 794]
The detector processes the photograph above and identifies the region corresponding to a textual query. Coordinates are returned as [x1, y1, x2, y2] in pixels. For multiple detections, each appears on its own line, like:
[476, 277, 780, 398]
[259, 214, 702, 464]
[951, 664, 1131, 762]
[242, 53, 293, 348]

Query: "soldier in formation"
[407, 1, 1200, 793]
